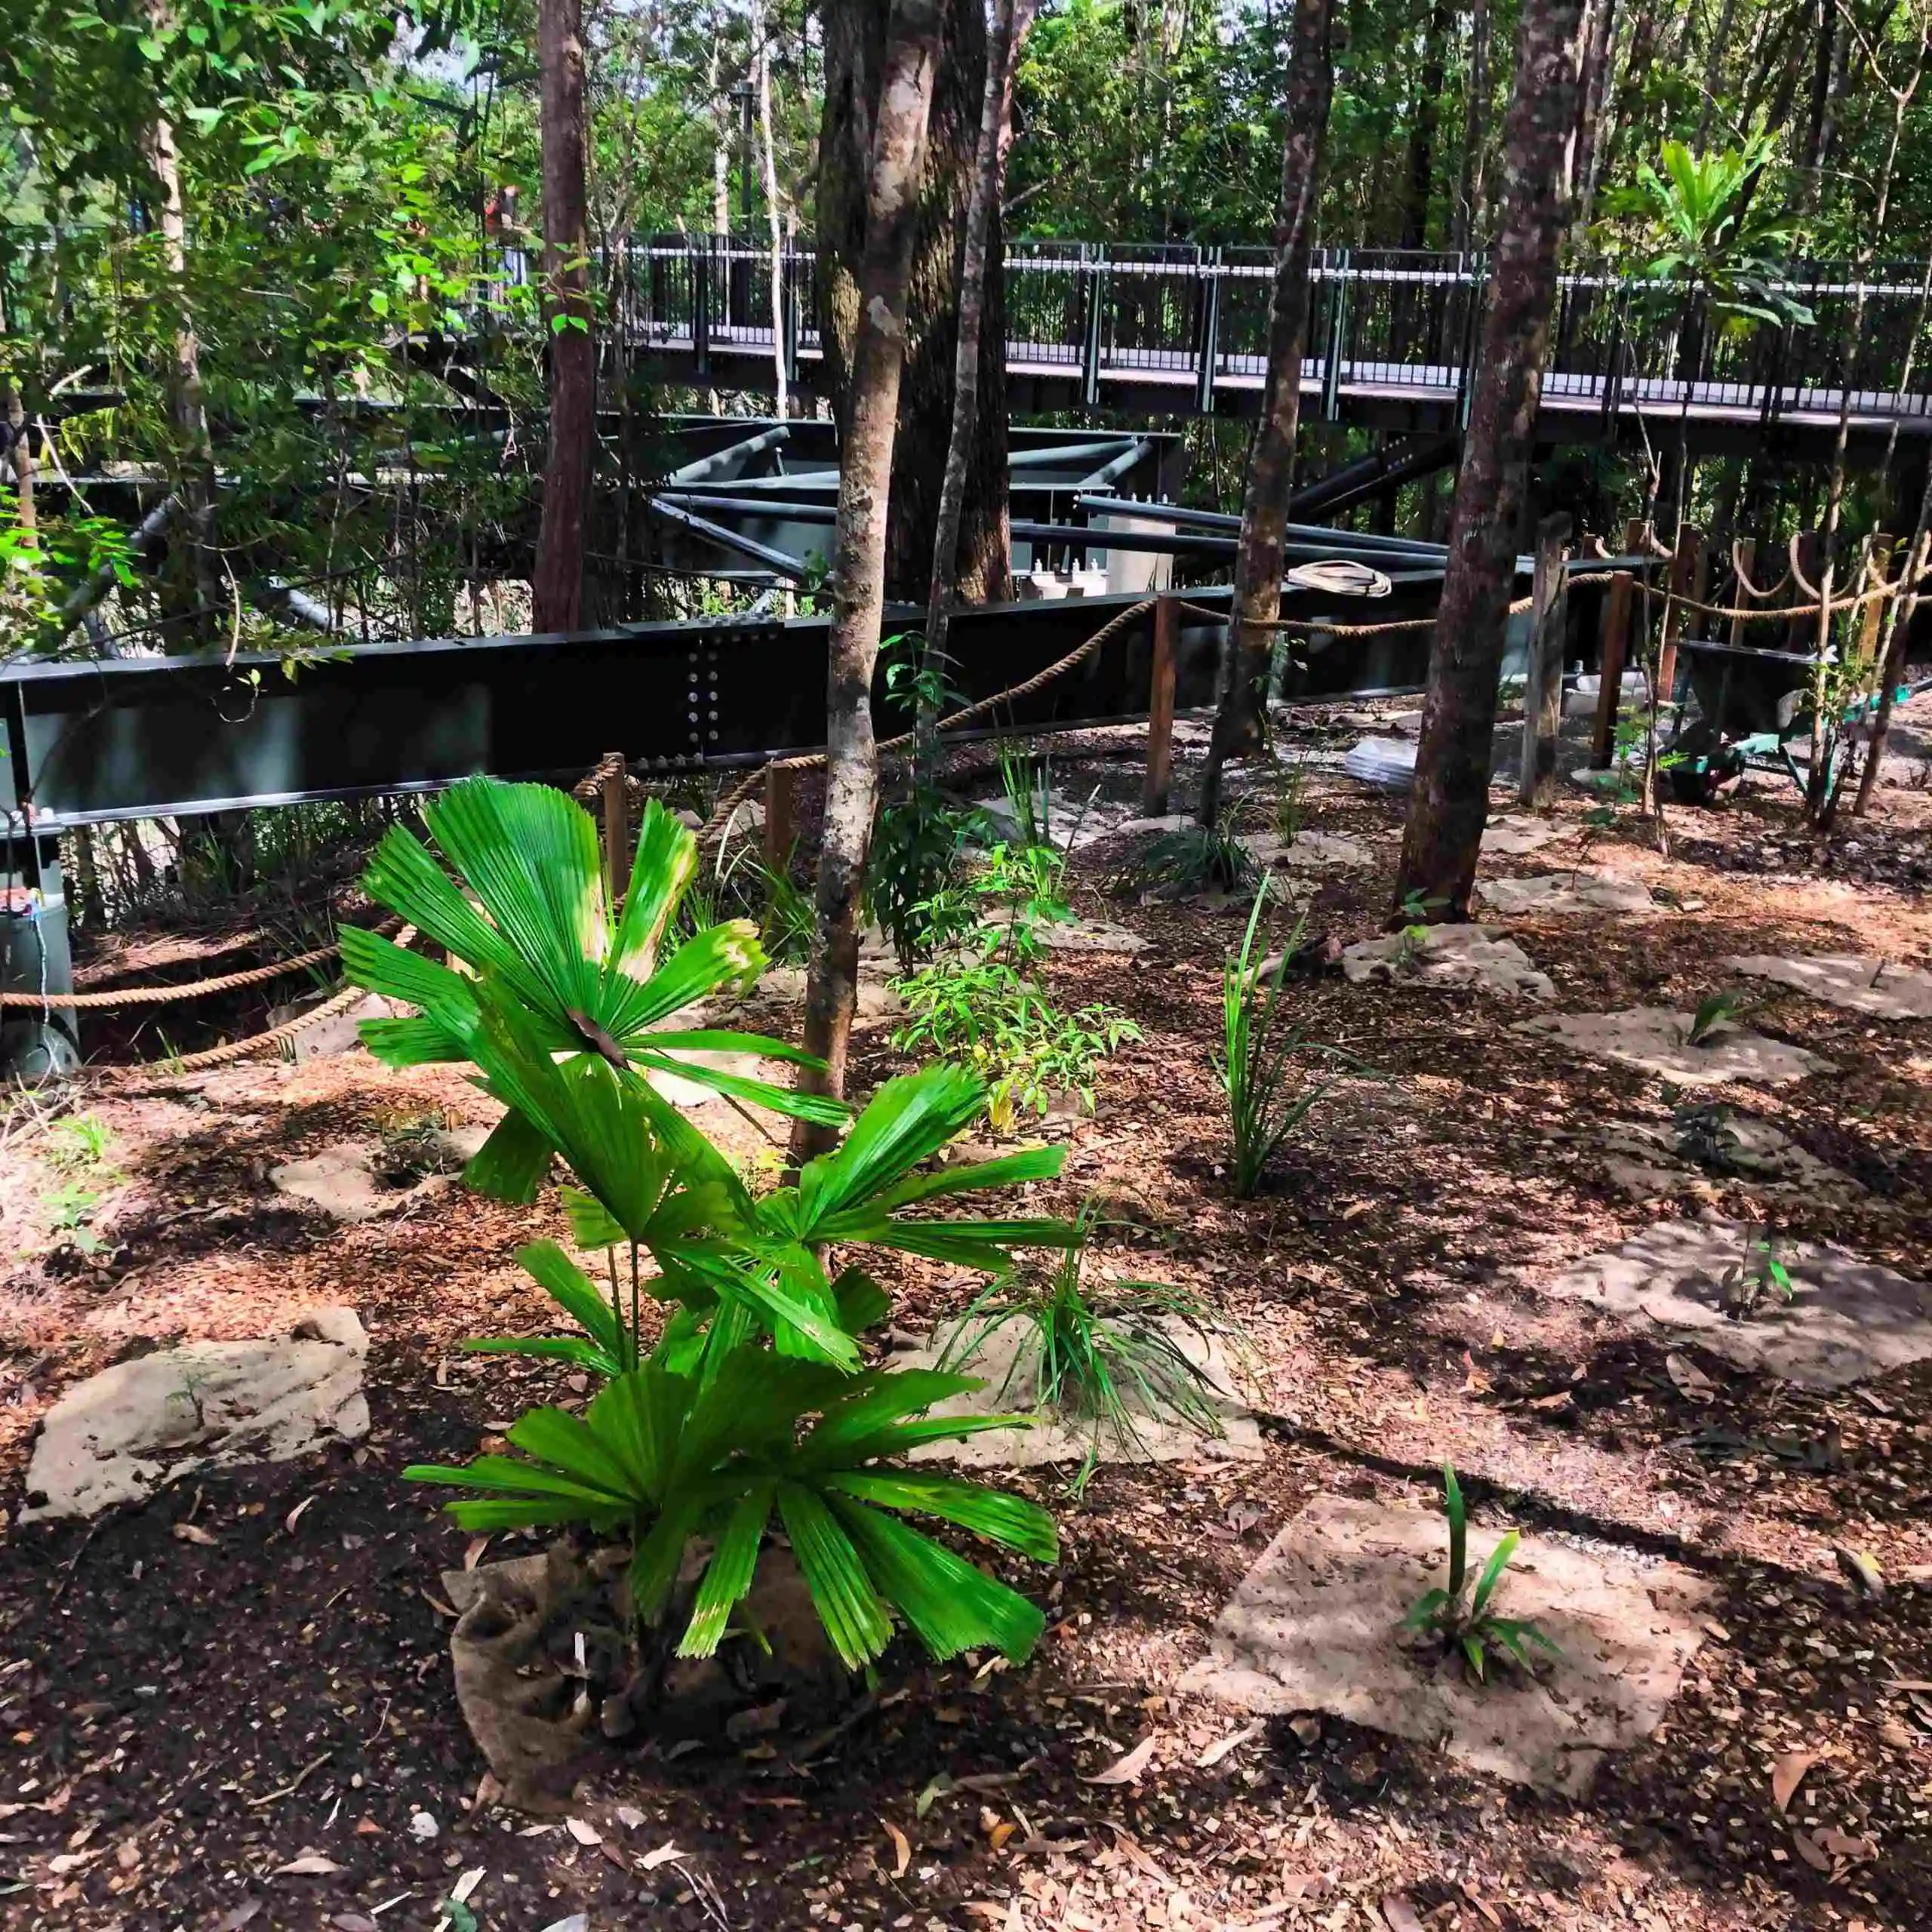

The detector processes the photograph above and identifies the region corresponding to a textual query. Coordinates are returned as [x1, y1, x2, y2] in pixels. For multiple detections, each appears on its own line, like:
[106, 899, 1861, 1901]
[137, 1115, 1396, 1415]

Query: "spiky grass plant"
[1402, 1464, 1559, 1683]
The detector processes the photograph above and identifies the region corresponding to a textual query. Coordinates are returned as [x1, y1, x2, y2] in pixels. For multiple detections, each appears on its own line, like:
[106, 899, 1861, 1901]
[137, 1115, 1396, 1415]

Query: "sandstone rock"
[1343, 924, 1554, 1000]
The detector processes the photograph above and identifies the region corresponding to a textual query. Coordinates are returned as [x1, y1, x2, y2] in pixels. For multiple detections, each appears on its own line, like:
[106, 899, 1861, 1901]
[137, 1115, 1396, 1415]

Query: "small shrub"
[1131, 819, 1257, 897]
[45, 1113, 112, 1168]
[940, 1214, 1238, 1487]
[869, 777, 985, 971]
[1687, 988, 1754, 1045]
[1402, 1463, 1558, 1683]
[892, 959, 1140, 1134]
[1718, 1226, 1795, 1317]
[1217, 884, 1352, 1196]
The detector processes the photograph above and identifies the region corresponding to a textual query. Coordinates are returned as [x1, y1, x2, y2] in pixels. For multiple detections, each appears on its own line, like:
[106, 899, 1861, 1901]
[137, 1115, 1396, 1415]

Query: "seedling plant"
[1402, 1464, 1559, 1682]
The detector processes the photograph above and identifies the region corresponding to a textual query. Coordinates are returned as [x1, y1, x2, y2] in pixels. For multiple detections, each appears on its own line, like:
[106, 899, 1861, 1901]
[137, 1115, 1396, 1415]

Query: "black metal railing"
[608, 235, 1932, 427]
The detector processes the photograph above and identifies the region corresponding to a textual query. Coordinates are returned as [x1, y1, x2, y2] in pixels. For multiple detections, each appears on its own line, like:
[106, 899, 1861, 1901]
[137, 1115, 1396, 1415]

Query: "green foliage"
[341, 777, 848, 1199]
[1217, 886, 1349, 1198]
[352, 779, 1078, 1675]
[939, 1213, 1237, 1486]
[1131, 820, 1257, 898]
[1687, 988, 1753, 1045]
[1402, 1465, 1559, 1684]
[1602, 135, 1815, 330]
[869, 780, 986, 973]
[45, 1112, 112, 1167]
[893, 960, 1140, 1135]
[1720, 1226, 1796, 1317]
[405, 1346, 1059, 1670]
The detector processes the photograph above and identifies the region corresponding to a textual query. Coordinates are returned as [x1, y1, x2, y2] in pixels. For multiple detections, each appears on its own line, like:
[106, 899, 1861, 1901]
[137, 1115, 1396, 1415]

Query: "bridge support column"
[1, 834, 79, 1080]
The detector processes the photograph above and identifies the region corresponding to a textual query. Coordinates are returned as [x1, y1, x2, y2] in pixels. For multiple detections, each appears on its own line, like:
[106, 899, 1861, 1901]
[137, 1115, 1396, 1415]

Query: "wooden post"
[1728, 536, 1758, 651]
[1786, 530, 1821, 654]
[1143, 592, 1179, 815]
[1854, 533, 1895, 666]
[1519, 512, 1571, 805]
[1591, 515, 1644, 767]
[599, 753, 629, 912]
[763, 764, 798, 869]
[1655, 520, 1700, 712]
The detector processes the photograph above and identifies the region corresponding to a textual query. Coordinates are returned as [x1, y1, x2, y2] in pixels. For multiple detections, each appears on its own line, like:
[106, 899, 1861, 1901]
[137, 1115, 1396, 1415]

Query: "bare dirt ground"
[2, 698, 1930, 1932]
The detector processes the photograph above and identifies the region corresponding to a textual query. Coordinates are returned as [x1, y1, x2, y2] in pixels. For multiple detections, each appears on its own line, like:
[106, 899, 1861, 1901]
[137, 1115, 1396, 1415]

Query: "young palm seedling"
[1718, 1225, 1795, 1317]
[1402, 1464, 1559, 1683]
[938, 1211, 1239, 1491]
[1687, 988, 1755, 1045]
[1131, 818, 1257, 898]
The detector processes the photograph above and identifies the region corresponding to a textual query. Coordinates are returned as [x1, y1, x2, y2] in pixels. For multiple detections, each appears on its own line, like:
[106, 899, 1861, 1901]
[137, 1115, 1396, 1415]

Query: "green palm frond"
[343, 777, 848, 1130]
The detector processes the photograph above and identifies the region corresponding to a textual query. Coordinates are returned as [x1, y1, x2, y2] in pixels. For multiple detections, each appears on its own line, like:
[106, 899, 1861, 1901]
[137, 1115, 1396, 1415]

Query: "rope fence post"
[1520, 512, 1571, 806]
[1591, 516, 1645, 768]
[1143, 592, 1179, 816]
[764, 764, 798, 869]
[1656, 520, 1702, 711]
[598, 752, 629, 912]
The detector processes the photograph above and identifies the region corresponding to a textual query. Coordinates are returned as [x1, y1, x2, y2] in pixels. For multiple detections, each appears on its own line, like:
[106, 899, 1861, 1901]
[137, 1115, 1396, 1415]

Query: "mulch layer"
[2, 696, 1930, 1932]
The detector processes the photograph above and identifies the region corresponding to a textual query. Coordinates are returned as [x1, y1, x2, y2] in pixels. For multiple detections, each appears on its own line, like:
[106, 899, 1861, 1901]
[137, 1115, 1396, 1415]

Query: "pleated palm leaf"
[405, 1345, 1059, 1669]
[340, 777, 847, 1200]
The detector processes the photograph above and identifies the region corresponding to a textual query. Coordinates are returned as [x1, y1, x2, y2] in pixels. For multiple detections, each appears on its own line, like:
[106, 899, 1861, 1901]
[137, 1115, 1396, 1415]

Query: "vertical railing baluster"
[1193, 245, 1221, 414]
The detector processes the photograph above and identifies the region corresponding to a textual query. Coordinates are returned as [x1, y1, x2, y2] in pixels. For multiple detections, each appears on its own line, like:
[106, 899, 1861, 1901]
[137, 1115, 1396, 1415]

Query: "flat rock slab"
[887, 1318, 1264, 1470]
[1545, 1220, 1932, 1390]
[22, 1309, 368, 1522]
[1481, 815, 1564, 857]
[1478, 870, 1653, 915]
[1515, 1008, 1835, 1086]
[1239, 829, 1375, 871]
[1343, 924, 1554, 1000]
[1037, 917, 1149, 956]
[1725, 952, 1932, 1020]
[1591, 1114, 1865, 1208]
[1179, 1495, 1712, 1797]
[270, 1130, 480, 1220]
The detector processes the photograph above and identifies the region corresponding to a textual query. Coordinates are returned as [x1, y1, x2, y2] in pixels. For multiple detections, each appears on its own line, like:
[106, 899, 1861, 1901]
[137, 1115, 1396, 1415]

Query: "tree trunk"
[1795, 0, 1847, 221]
[1195, 0, 1335, 827]
[1401, 0, 1452, 250]
[817, 0, 1009, 602]
[754, 0, 789, 418]
[1571, 0, 1619, 239]
[1395, 0, 1588, 919]
[920, 0, 1035, 759]
[4, 381, 32, 546]
[792, 0, 943, 1161]
[139, 0, 220, 648]
[1451, 0, 1491, 253]
[532, 0, 595, 633]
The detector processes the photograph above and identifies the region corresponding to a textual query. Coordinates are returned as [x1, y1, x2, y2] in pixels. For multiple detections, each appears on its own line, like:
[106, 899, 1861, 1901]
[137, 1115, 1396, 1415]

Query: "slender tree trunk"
[1452, 0, 1492, 252]
[709, 28, 731, 232]
[139, 0, 220, 647]
[1795, 0, 1847, 221]
[1195, 0, 1335, 827]
[1696, 0, 1740, 145]
[1401, 0, 1452, 249]
[532, 0, 595, 633]
[1571, 0, 1619, 240]
[755, 0, 789, 418]
[1395, 0, 1589, 918]
[920, 0, 1035, 761]
[792, 0, 943, 1159]
[817, 0, 1010, 601]
[4, 382, 32, 546]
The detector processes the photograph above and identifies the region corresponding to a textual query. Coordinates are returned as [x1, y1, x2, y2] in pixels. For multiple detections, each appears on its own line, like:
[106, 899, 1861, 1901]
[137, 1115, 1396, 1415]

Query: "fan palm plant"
[405, 1344, 1060, 1669]
[340, 777, 847, 1204]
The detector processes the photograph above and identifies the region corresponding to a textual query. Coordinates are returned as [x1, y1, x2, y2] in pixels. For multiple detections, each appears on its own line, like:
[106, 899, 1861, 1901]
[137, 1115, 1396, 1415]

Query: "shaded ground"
[2, 697, 1930, 1931]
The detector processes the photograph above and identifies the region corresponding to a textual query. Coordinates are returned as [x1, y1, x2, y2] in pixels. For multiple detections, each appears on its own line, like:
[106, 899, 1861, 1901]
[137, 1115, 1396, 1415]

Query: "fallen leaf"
[1666, 1352, 1715, 1398]
[882, 1819, 911, 1878]
[172, 1523, 217, 1546]
[285, 1496, 317, 1534]
[614, 1805, 646, 1830]
[420, 1587, 459, 1619]
[1381, 1897, 1426, 1932]
[1288, 1715, 1321, 1748]
[1771, 1750, 1820, 1814]
[638, 1841, 684, 1871]
[330, 1917, 378, 1932]
[272, 1853, 344, 1876]
[1816, 1827, 1875, 1861]
[565, 1817, 601, 1847]
[1195, 1721, 1263, 1769]
[915, 1773, 955, 1817]
[1792, 1828, 1832, 1872]
[1081, 1734, 1158, 1785]
[462, 1536, 491, 1571]
[216, 1908, 263, 1932]
[353, 1817, 381, 1837]
[1528, 1391, 1572, 1412]
[989, 1819, 1017, 1850]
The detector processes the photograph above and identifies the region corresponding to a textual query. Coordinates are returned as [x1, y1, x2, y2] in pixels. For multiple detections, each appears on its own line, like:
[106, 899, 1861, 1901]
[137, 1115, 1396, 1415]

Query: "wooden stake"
[1854, 533, 1895, 664]
[599, 753, 628, 912]
[1143, 592, 1179, 816]
[1655, 521, 1700, 713]
[764, 764, 798, 870]
[1590, 515, 1644, 768]
[1519, 512, 1571, 806]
